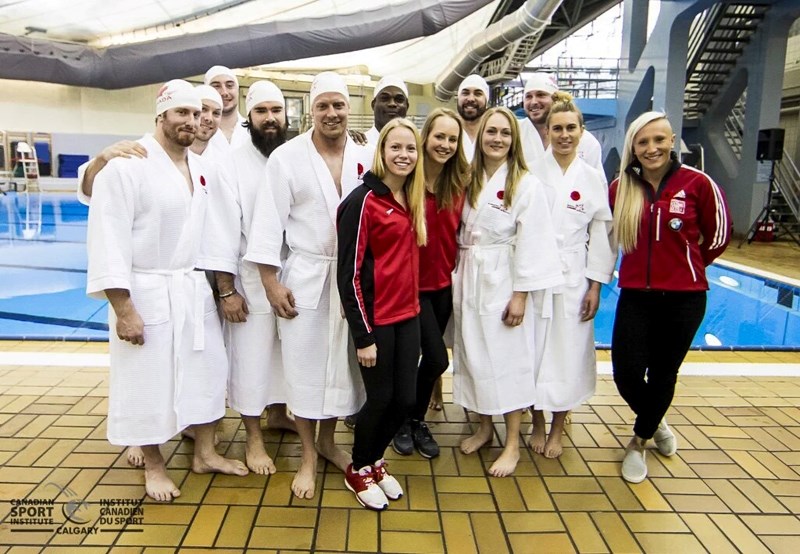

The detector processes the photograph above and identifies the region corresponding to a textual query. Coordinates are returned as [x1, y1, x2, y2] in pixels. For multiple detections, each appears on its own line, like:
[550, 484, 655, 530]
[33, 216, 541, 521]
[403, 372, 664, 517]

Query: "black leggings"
[411, 287, 453, 421]
[611, 289, 706, 440]
[352, 316, 420, 469]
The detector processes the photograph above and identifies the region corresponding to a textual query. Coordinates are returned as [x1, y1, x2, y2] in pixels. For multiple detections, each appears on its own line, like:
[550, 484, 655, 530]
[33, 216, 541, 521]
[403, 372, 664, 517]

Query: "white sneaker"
[372, 458, 403, 500]
[621, 445, 647, 483]
[653, 419, 677, 457]
[344, 464, 388, 510]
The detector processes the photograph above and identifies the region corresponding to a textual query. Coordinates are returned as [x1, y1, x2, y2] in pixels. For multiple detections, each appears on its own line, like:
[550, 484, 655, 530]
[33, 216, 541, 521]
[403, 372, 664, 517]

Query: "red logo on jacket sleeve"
[200, 176, 206, 187]
[497, 190, 504, 200]
[570, 190, 580, 201]
[357, 163, 364, 177]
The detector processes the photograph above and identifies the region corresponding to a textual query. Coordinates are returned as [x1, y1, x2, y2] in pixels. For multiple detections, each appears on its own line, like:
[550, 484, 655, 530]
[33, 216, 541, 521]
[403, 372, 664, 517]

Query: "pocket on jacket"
[282, 254, 326, 310]
[130, 274, 170, 325]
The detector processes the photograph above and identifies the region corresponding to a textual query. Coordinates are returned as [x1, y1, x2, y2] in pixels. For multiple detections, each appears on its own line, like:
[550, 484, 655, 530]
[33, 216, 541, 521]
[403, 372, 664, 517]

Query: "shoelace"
[356, 467, 375, 484]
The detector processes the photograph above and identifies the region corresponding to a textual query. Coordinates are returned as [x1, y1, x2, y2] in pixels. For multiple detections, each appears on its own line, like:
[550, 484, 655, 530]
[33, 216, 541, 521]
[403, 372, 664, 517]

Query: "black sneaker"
[344, 415, 357, 430]
[392, 421, 414, 455]
[411, 420, 440, 459]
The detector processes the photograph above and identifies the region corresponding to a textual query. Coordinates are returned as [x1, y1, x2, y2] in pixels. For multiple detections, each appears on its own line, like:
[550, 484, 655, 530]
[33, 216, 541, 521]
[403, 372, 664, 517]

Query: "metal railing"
[499, 56, 621, 108]
[775, 150, 800, 222]
[723, 90, 747, 160]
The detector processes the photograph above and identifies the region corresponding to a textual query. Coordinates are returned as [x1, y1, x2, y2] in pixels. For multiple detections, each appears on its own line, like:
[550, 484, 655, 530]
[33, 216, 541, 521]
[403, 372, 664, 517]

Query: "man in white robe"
[245, 72, 370, 500]
[86, 81, 248, 502]
[205, 65, 249, 149]
[189, 85, 229, 167]
[210, 80, 293, 475]
[364, 75, 409, 145]
[519, 73, 605, 174]
[457, 74, 490, 162]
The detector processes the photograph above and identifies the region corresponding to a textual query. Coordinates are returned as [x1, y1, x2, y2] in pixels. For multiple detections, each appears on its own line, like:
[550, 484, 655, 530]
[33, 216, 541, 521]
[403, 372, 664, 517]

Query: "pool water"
[1, 192, 798, 349]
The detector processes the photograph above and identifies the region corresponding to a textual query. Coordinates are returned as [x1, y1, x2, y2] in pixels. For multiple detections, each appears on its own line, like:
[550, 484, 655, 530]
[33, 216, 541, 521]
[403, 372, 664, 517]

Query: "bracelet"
[218, 289, 237, 299]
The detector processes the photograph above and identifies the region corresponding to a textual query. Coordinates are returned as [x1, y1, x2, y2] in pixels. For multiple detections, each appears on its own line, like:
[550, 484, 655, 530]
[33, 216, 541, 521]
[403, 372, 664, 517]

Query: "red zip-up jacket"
[337, 171, 420, 348]
[609, 154, 732, 291]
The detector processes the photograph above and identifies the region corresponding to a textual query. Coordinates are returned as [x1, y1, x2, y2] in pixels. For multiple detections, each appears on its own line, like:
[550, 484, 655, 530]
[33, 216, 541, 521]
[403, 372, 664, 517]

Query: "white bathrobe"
[222, 140, 288, 416]
[86, 134, 238, 446]
[519, 118, 605, 174]
[244, 129, 370, 419]
[461, 132, 477, 162]
[210, 113, 250, 151]
[531, 153, 617, 412]
[452, 166, 563, 415]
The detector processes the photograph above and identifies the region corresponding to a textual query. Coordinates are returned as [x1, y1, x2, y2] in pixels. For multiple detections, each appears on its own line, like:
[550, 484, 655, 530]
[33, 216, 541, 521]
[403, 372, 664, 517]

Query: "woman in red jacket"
[391, 108, 470, 459]
[337, 118, 427, 510]
[609, 111, 732, 483]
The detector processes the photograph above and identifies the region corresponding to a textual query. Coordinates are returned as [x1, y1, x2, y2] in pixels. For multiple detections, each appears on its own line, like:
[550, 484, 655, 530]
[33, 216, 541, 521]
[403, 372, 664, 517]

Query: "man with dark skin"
[365, 76, 409, 144]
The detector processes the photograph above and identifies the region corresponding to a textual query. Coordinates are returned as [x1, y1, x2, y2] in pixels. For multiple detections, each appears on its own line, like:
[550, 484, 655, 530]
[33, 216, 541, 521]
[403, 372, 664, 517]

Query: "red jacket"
[609, 155, 732, 291]
[419, 191, 464, 292]
[337, 171, 420, 348]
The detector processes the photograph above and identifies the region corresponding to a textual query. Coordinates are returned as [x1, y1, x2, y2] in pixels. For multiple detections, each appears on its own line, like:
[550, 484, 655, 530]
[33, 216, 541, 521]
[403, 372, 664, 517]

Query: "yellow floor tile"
[635, 532, 705, 554]
[739, 514, 800, 535]
[381, 530, 444, 554]
[470, 513, 509, 554]
[441, 512, 478, 554]
[248, 525, 313, 550]
[508, 533, 575, 554]
[562, 512, 609, 553]
[708, 514, 772, 554]
[313, 508, 348, 551]
[680, 513, 738, 554]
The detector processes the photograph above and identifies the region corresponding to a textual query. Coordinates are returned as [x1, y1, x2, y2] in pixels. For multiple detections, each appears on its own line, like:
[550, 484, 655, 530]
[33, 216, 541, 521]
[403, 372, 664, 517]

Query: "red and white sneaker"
[372, 458, 403, 500]
[344, 464, 388, 511]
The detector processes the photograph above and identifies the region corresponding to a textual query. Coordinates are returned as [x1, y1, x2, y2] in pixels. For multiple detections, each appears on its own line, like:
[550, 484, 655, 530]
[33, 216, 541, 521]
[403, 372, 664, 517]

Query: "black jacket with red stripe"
[337, 171, 420, 348]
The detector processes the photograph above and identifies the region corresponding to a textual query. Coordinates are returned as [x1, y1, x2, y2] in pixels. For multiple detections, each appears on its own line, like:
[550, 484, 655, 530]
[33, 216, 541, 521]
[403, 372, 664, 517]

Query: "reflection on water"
[0, 193, 798, 348]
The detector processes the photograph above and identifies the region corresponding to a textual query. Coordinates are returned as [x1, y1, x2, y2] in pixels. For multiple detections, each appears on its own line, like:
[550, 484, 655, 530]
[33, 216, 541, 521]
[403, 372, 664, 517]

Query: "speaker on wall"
[757, 128, 784, 161]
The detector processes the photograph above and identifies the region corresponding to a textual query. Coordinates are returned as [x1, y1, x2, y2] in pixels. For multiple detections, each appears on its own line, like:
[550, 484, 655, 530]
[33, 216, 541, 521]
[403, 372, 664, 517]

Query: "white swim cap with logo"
[458, 74, 490, 97]
[156, 79, 201, 116]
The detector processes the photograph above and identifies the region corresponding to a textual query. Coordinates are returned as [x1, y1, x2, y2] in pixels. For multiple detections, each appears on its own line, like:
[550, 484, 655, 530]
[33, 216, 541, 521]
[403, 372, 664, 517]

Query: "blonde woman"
[337, 118, 427, 509]
[392, 108, 470, 458]
[529, 93, 617, 458]
[610, 111, 731, 483]
[453, 107, 563, 477]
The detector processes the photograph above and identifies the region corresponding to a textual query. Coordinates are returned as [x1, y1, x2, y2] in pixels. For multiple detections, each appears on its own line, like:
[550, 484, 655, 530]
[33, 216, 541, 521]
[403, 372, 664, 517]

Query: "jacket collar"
[624, 151, 681, 185]
[362, 170, 391, 196]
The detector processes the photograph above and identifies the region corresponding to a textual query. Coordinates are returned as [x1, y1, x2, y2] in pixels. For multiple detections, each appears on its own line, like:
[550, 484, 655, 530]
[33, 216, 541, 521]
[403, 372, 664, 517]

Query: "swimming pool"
[1, 192, 798, 349]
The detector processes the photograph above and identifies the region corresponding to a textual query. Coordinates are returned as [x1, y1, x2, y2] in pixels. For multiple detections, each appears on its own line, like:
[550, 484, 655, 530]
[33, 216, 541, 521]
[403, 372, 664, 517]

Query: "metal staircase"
[684, 3, 769, 120]
[684, 2, 799, 243]
[772, 150, 800, 242]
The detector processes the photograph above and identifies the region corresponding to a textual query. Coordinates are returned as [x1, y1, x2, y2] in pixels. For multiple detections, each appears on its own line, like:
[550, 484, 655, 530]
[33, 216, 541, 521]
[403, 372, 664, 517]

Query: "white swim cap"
[204, 65, 238, 86]
[524, 73, 559, 94]
[195, 84, 223, 109]
[246, 81, 285, 115]
[156, 79, 201, 116]
[310, 71, 350, 107]
[458, 74, 490, 97]
[374, 75, 409, 98]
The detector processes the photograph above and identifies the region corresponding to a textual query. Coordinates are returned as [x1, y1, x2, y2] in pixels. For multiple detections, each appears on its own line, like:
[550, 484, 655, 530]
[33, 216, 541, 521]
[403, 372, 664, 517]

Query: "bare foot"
[429, 377, 443, 411]
[460, 424, 493, 455]
[528, 410, 546, 454]
[192, 453, 249, 476]
[144, 464, 181, 502]
[488, 447, 520, 477]
[126, 446, 145, 467]
[316, 441, 352, 472]
[245, 436, 276, 475]
[544, 434, 563, 458]
[267, 404, 298, 433]
[292, 453, 318, 499]
[182, 426, 221, 446]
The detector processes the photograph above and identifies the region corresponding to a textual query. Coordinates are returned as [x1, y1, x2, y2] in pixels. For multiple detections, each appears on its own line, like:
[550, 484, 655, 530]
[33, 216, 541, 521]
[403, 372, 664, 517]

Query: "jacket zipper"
[685, 241, 697, 282]
[655, 208, 661, 242]
[646, 203, 654, 288]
